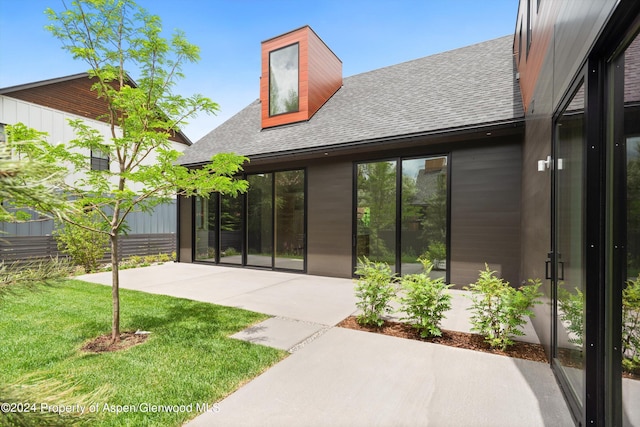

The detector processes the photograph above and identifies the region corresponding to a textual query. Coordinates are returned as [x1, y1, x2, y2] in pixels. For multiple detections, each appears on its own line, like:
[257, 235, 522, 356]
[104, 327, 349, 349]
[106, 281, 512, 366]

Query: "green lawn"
[0, 279, 286, 426]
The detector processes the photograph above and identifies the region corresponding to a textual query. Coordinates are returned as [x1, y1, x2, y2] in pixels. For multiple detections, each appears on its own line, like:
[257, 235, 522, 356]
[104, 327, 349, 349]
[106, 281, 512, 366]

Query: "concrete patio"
[77, 262, 574, 426]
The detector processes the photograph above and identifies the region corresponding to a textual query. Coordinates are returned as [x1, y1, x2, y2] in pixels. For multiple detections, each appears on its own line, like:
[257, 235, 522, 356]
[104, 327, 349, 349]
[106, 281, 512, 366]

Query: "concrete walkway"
[77, 263, 573, 426]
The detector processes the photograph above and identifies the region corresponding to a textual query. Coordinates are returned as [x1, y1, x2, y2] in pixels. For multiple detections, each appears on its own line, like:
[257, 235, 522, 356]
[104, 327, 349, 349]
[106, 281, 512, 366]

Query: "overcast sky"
[0, 0, 518, 142]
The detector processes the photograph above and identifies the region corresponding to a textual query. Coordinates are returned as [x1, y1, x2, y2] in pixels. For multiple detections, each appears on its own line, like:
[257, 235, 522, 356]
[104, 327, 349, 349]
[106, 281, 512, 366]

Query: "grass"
[0, 279, 286, 426]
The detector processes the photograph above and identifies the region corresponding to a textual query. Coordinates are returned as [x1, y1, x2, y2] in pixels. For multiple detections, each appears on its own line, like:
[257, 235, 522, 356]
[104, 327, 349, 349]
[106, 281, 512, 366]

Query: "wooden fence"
[0, 233, 176, 264]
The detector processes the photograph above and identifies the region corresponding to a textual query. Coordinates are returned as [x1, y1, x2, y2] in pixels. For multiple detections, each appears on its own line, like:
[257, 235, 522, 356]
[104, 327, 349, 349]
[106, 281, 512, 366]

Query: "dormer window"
[260, 26, 342, 129]
[269, 43, 299, 116]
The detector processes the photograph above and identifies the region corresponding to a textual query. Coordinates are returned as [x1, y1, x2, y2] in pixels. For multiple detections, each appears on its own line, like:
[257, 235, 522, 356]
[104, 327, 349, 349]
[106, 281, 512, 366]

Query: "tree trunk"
[111, 233, 120, 343]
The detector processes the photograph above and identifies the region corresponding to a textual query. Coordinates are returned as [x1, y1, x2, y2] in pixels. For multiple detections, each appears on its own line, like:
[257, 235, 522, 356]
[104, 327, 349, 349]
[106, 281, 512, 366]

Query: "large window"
[269, 43, 299, 116]
[355, 156, 448, 277]
[194, 169, 305, 271]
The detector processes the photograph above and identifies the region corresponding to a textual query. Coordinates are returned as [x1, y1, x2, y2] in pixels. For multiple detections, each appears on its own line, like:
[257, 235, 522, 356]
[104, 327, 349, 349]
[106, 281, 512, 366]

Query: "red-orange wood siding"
[3, 76, 191, 145]
[260, 26, 342, 129]
[514, 0, 560, 113]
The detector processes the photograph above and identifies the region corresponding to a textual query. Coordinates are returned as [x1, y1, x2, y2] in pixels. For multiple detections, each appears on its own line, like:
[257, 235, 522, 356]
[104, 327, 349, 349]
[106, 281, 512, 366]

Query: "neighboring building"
[177, 1, 640, 424]
[0, 73, 191, 261]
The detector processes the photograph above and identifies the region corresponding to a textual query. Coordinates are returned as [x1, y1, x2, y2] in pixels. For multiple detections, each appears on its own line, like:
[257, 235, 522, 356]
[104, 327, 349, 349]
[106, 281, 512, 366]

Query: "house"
[178, 27, 525, 288]
[0, 73, 191, 262]
[177, 1, 640, 424]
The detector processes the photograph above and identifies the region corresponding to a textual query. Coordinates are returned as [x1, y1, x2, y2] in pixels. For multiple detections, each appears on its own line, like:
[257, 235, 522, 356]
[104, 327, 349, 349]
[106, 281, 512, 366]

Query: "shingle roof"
[180, 35, 522, 165]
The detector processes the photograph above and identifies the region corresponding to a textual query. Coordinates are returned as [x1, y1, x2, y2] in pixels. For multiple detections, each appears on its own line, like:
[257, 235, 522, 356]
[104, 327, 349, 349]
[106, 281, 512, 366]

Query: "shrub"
[558, 286, 584, 346]
[398, 259, 452, 338]
[465, 264, 542, 350]
[354, 257, 396, 327]
[622, 275, 640, 373]
[54, 212, 109, 273]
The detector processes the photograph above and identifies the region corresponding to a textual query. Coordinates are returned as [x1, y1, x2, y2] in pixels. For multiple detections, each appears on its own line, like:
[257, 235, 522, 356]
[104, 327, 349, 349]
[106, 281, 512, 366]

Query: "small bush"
[558, 286, 584, 347]
[399, 259, 452, 338]
[622, 275, 640, 373]
[54, 213, 109, 273]
[465, 264, 542, 350]
[354, 257, 396, 327]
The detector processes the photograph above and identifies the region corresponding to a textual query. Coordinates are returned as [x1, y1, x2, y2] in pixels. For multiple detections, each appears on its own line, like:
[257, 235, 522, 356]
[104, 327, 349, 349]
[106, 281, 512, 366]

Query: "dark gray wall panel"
[307, 162, 353, 277]
[450, 142, 522, 288]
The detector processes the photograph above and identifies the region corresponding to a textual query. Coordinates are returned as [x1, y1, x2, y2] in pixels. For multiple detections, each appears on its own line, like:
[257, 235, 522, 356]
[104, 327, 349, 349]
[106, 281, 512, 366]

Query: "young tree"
[45, 0, 248, 342]
[1, 124, 71, 224]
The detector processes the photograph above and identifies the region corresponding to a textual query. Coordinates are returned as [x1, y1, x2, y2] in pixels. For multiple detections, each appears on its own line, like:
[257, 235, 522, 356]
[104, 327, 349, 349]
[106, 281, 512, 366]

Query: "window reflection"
[269, 44, 299, 116]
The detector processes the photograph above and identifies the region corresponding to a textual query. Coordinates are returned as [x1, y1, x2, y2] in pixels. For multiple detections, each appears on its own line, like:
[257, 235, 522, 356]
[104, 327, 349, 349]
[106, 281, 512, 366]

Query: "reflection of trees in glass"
[247, 174, 273, 257]
[358, 162, 396, 262]
[284, 88, 299, 112]
[269, 44, 298, 116]
[421, 173, 448, 248]
[220, 195, 241, 231]
[629, 138, 640, 276]
[275, 170, 304, 257]
[269, 64, 280, 116]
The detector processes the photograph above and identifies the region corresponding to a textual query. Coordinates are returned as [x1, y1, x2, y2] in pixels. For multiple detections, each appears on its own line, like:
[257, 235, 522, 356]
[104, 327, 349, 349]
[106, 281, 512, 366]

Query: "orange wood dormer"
[260, 26, 342, 129]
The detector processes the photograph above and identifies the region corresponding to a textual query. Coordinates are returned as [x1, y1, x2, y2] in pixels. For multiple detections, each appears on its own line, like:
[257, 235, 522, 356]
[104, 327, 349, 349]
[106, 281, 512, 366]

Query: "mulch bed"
[337, 316, 549, 363]
[81, 331, 149, 353]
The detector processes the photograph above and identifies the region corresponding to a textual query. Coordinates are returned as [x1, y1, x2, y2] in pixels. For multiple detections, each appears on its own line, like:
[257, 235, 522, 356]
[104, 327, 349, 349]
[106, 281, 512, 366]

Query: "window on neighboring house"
[269, 43, 299, 116]
[526, 0, 533, 57]
[90, 147, 109, 171]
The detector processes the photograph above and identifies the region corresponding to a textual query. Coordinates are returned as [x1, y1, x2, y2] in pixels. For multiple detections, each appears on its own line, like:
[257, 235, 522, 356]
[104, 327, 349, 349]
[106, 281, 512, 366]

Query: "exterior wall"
[307, 161, 353, 277]
[516, 0, 620, 354]
[306, 29, 343, 119]
[515, 0, 617, 112]
[260, 26, 342, 129]
[449, 141, 522, 288]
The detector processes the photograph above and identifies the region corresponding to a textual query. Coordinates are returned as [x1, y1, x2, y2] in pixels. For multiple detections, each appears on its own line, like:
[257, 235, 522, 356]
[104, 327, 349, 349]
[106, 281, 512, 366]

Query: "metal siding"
[306, 161, 353, 277]
[449, 142, 522, 288]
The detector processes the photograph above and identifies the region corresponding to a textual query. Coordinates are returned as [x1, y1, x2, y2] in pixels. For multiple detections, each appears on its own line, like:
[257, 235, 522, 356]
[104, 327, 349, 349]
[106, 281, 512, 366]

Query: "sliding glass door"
[194, 169, 306, 272]
[553, 80, 586, 411]
[355, 156, 448, 277]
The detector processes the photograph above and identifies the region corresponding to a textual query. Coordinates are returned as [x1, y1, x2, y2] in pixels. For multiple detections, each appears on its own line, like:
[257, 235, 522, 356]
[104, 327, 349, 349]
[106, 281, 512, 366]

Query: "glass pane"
[274, 170, 305, 270]
[220, 194, 242, 264]
[269, 44, 299, 116]
[356, 161, 397, 272]
[401, 157, 447, 278]
[623, 34, 640, 427]
[555, 82, 585, 405]
[194, 195, 217, 262]
[247, 174, 273, 268]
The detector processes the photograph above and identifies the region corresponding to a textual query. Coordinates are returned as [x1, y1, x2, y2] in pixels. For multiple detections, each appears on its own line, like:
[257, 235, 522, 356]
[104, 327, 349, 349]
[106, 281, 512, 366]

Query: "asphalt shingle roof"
[180, 35, 523, 165]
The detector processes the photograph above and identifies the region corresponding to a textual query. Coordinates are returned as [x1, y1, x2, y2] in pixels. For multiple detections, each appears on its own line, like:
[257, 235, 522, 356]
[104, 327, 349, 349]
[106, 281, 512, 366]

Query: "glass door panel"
[401, 156, 447, 278]
[220, 194, 243, 264]
[356, 161, 397, 272]
[554, 82, 586, 407]
[274, 170, 305, 270]
[247, 173, 273, 268]
[622, 33, 640, 427]
[194, 194, 217, 262]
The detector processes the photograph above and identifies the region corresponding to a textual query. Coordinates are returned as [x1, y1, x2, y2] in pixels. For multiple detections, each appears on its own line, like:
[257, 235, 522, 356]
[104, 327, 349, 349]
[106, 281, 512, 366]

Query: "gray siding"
[307, 161, 353, 277]
[1, 201, 177, 236]
[450, 142, 522, 288]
